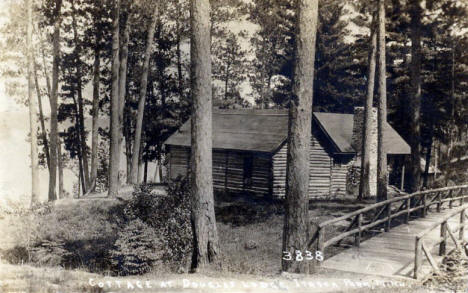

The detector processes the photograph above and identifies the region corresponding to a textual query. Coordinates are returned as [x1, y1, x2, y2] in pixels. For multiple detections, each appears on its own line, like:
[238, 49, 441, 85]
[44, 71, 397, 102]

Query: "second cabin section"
[164, 109, 411, 199]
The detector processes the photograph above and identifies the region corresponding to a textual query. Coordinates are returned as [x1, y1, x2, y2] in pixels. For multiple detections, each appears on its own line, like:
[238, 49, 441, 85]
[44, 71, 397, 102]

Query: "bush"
[110, 219, 163, 275]
[30, 239, 71, 266]
[122, 176, 193, 272]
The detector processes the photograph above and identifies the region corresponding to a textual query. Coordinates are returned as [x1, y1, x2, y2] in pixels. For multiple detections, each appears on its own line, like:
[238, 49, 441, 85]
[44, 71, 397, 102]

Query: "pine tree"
[130, 2, 159, 184]
[376, 0, 388, 201]
[27, 0, 40, 206]
[282, 0, 319, 274]
[190, 0, 220, 271]
[108, 0, 121, 197]
[48, 0, 62, 202]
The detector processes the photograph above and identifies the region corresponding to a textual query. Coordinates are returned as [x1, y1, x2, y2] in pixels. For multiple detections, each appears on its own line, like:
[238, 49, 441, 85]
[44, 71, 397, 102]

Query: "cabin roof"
[313, 112, 411, 154]
[164, 109, 411, 155]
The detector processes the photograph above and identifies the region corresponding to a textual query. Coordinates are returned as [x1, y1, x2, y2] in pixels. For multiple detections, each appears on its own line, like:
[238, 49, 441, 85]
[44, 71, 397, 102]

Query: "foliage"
[346, 164, 361, 196]
[123, 176, 193, 271]
[109, 219, 163, 275]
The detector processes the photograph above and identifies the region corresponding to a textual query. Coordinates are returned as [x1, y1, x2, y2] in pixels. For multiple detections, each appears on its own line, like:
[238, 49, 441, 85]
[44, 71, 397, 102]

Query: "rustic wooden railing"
[413, 206, 467, 279]
[309, 185, 468, 264]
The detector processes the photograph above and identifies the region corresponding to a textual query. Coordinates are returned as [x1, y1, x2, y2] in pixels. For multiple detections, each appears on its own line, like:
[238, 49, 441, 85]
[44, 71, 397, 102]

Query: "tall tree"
[212, 32, 248, 108]
[408, 0, 422, 193]
[58, 138, 64, 198]
[70, 0, 90, 191]
[282, 0, 319, 274]
[27, 0, 39, 206]
[108, 0, 121, 197]
[358, 10, 377, 200]
[130, 2, 159, 184]
[90, 25, 101, 192]
[48, 0, 62, 202]
[376, 0, 388, 201]
[189, 0, 219, 271]
[33, 59, 50, 169]
[118, 1, 131, 184]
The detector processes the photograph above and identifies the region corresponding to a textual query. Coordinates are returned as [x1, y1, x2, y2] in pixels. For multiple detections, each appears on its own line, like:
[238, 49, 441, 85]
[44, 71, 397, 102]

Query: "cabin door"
[243, 155, 253, 191]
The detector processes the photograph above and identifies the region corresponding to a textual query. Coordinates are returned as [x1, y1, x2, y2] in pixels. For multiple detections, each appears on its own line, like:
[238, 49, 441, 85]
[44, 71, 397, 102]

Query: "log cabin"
[164, 108, 411, 198]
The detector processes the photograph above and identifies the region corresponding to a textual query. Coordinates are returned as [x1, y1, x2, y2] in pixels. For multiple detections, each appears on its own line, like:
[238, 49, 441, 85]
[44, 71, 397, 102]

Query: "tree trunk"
[137, 144, 144, 183]
[144, 154, 148, 184]
[176, 0, 184, 96]
[282, 0, 318, 274]
[423, 144, 432, 188]
[130, 4, 158, 184]
[71, 0, 90, 191]
[408, 0, 422, 193]
[71, 89, 86, 194]
[358, 11, 377, 201]
[27, 0, 39, 207]
[190, 0, 220, 271]
[33, 59, 50, 169]
[118, 6, 130, 184]
[108, 0, 121, 197]
[48, 0, 62, 202]
[423, 123, 434, 188]
[90, 30, 101, 192]
[58, 138, 64, 199]
[125, 114, 132, 184]
[376, 0, 388, 202]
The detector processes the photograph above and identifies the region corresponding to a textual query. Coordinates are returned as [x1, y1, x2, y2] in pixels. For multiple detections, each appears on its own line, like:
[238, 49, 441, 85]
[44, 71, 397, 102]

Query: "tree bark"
[71, 0, 90, 191]
[33, 59, 50, 169]
[190, 0, 220, 271]
[118, 4, 130, 184]
[408, 0, 422, 193]
[130, 4, 158, 184]
[71, 86, 86, 194]
[108, 0, 121, 197]
[58, 138, 64, 199]
[282, 0, 318, 274]
[423, 144, 432, 188]
[48, 0, 62, 202]
[176, 0, 184, 96]
[358, 11, 377, 201]
[27, 0, 39, 207]
[376, 0, 388, 202]
[90, 29, 101, 192]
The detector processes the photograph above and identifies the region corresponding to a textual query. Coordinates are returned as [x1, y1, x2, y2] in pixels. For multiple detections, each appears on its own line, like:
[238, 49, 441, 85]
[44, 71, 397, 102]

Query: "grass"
[0, 189, 462, 292]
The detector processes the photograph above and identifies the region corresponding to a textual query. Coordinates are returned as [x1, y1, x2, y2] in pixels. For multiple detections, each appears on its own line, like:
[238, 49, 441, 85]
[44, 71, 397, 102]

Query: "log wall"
[168, 146, 270, 196]
[168, 146, 190, 178]
[272, 134, 351, 199]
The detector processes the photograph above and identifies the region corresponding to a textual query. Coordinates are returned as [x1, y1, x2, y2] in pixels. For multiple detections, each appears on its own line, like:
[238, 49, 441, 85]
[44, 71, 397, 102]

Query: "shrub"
[30, 239, 71, 266]
[109, 219, 163, 275]
[123, 176, 193, 272]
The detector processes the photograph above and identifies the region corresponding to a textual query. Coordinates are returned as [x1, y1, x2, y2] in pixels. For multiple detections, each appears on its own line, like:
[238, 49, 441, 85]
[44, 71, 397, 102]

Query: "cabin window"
[243, 155, 253, 189]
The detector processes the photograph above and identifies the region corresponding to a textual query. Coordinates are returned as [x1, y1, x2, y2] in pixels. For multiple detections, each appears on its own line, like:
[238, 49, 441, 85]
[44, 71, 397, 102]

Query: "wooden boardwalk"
[322, 206, 467, 280]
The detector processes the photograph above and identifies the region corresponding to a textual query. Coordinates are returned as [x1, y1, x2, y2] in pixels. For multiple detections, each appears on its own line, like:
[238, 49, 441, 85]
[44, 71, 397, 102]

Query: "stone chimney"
[351, 107, 378, 196]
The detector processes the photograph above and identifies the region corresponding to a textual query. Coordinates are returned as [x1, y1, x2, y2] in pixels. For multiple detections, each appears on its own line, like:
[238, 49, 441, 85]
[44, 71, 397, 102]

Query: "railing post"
[439, 221, 447, 256]
[316, 227, 323, 267]
[459, 188, 464, 206]
[355, 214, 362, 247]
[437, 192, 442, 212]
[385, 202, 391, 232]
[448, 190, 453, 209]
[406, 197, 411, 223]
[414, 237, 422, 279]
[422, 193, 427, 217]
[460, 208, 465, 241]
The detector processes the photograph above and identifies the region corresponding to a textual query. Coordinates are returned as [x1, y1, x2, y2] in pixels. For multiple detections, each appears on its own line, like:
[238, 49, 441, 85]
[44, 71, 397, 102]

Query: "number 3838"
[282, 250, 324, 262]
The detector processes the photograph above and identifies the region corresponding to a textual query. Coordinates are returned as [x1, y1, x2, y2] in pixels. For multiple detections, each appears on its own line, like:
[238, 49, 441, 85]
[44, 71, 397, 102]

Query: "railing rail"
[309, 184, 468, 264]
[413, 206, 468, 279]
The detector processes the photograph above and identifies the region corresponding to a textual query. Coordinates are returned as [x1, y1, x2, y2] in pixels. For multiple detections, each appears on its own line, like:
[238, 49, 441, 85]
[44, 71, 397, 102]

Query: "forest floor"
[0, 188, 466, 292]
